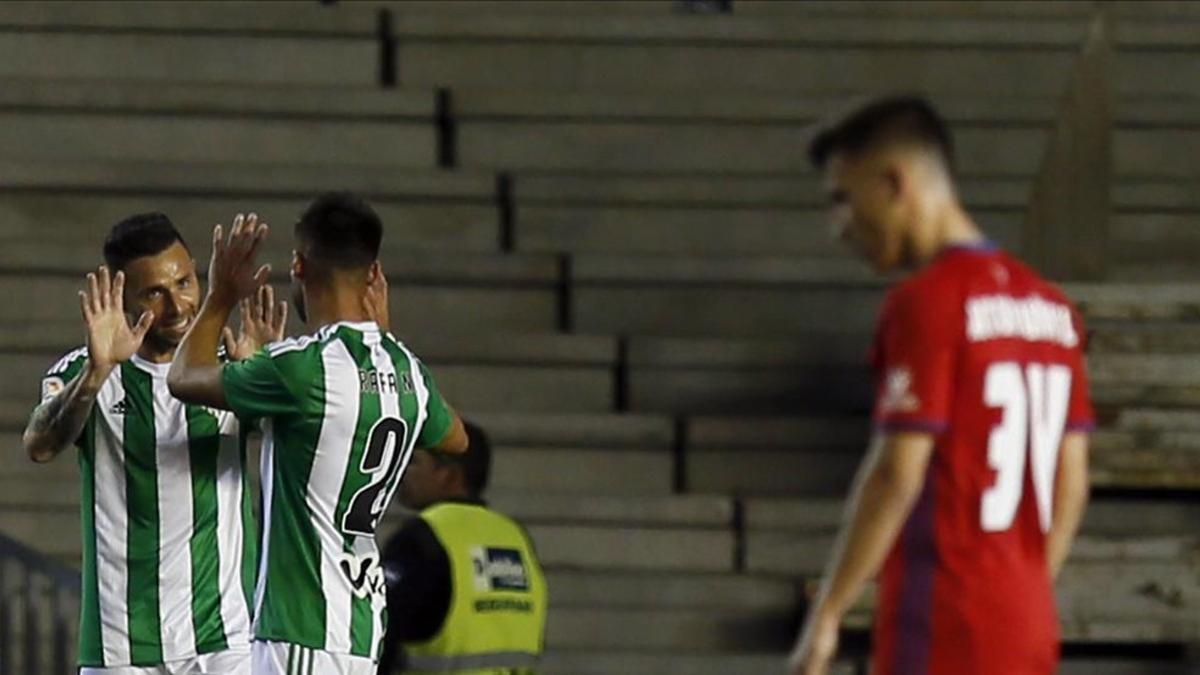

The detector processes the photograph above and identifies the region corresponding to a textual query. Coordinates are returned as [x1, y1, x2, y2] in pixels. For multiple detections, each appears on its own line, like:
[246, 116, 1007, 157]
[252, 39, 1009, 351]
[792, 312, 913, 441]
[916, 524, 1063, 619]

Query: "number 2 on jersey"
[982, 362, 1072, 533]
[342, 417, 411, 537]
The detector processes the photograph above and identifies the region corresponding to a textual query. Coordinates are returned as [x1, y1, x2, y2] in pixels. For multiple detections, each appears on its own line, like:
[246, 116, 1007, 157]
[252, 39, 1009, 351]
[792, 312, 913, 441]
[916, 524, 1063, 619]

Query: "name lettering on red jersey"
[966, 295, 1079, 348]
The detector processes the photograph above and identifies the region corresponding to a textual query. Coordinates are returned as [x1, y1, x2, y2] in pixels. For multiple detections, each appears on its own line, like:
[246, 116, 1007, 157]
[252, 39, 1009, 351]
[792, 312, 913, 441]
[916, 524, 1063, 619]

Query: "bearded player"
[23, 213, 285, 674]
[788, 97, 1093, 675]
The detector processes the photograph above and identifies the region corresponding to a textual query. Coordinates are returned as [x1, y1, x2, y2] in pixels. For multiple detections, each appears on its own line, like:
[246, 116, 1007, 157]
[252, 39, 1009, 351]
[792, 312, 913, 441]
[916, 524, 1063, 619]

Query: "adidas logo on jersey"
[109, 398, 129, 415]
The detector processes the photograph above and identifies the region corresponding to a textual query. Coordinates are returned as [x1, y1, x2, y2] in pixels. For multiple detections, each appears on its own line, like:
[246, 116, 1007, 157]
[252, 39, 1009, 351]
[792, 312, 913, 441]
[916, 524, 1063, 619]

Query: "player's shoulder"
[884, 251, 970, 316]
[264, 332, 327, 360]
[46, 346, 89, 377]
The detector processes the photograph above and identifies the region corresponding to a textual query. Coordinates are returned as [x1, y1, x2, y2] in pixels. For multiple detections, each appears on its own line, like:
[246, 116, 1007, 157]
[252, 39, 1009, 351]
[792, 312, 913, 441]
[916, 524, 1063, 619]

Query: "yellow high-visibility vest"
[403, 502, 548, 674]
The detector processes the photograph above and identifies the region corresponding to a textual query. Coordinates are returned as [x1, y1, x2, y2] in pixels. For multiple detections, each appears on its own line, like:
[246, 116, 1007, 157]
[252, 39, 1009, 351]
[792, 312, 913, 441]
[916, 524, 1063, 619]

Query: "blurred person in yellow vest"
[377, 422, 548, 674]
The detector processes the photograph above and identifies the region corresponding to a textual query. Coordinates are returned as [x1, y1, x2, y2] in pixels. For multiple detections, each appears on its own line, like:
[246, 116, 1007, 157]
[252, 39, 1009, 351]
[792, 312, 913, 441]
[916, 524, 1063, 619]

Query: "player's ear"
[883, 163, 905, 203]
[367, 260, 381, 284]
[291, 250, 304, 279]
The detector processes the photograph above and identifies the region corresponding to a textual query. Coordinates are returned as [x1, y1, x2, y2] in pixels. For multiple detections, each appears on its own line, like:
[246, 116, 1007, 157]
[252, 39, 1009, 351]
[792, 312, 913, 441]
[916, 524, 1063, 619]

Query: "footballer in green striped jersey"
[24, 214, 286, 674]
[169, 194, 468, 674]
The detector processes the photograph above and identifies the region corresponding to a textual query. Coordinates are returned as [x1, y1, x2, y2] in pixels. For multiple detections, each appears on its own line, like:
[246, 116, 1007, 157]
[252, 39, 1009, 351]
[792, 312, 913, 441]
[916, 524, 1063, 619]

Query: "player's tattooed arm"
[23, 361, 107, 462]
[169, 214, 270, 408]
[789, 432, 934, 675]
[24, 266, 153, 462]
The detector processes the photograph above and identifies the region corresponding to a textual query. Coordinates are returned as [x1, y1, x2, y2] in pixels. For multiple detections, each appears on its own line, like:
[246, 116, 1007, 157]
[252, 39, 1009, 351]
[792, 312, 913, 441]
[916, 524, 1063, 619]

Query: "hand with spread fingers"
[79, 265, 154, 372]
[207, 212, 271, 309]
[223, 283, 288, 361]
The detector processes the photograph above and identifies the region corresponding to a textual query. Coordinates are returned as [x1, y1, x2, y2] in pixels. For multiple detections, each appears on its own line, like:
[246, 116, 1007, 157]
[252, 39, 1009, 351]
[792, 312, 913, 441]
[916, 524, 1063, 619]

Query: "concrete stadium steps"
[0, 3, 377, 85]
[0, 256, 560, 338]
[545, 569, 797, 612]
[490, 446, 674, 495]
[0, 160, 500, 254]
[511, 175, 1027, 256]
[628, 337, 873, 415]
[571, 256, 884, 339]
[393, 14, 1081, 95]
[1068, 284, 1200, 321]
[540, 652, 1194, 675]
[17, 502, 739, 574]
[538, 651, 808, 675]
[454, 90, 1055, 175]
[544, 606, 789, 652]
[0, 80, 435, 166]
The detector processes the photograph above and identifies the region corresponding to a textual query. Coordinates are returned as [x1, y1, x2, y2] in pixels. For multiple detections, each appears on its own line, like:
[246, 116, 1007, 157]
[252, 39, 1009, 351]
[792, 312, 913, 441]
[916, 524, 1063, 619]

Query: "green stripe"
[77, 411, 103, 666]
[186, 406, 228, 651]
[259, 348, 327, 646]
[335, 331, 380, 657]
[239, 432, 257, 616]
[121, 364, 162, 664]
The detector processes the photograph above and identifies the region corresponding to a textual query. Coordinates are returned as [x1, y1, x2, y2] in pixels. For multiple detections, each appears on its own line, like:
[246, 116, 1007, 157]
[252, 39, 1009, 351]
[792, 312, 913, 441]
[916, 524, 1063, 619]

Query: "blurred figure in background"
[378, 423, 548, 675]
[789, 96, 1093, 675]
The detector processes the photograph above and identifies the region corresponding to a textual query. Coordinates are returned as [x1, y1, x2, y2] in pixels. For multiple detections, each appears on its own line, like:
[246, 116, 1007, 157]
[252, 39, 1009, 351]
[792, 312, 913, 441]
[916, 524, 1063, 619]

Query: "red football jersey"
[868, 244, 1094, 675]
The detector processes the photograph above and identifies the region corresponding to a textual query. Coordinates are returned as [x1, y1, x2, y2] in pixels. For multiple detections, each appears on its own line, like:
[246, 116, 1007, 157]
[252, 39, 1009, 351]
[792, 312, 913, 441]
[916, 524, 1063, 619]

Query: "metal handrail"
[0, 530, 80, 592]
[0, 528, 79, 675]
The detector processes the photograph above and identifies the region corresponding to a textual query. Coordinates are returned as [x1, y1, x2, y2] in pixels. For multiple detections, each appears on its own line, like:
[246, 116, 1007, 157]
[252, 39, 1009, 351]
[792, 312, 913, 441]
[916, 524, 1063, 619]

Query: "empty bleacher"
[1, 1, 1199, 674]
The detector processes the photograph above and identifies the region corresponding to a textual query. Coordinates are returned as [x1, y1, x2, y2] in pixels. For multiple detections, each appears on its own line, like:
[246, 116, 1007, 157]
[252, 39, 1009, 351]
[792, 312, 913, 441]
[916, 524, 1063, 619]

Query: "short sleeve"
[415, 362, 453, 448]
[221, 349, 300, 421]
[873, 288, 959, 433]
[39, 348, 88, 405]
[1065, 310, 1096, 432]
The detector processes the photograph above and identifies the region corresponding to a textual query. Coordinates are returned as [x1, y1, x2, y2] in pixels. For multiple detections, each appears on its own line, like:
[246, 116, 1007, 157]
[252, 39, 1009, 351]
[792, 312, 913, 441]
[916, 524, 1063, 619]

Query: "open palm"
[80, 266, 153, 370]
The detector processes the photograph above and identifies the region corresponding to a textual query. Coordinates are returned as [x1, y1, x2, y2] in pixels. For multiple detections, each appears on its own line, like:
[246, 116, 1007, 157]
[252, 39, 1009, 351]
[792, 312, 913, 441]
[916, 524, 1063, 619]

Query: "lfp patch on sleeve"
[41, 377, 65, 404]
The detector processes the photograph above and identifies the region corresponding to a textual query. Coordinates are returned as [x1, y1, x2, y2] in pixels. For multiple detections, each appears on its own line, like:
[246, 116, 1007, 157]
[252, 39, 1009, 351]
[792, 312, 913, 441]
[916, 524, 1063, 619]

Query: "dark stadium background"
[0, 1, 1197, 673]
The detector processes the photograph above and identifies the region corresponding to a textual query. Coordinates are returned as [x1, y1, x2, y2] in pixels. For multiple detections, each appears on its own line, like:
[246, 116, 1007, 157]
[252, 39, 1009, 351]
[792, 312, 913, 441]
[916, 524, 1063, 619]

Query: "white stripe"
[252, 419, 276, 633]
[94, 373, 130, 665]
[215, 419, 251, 647]
[48, 346, 88, 375]
[310, 339, 359, 652]
[152, 375, 196, 661]
[268, 335, 319, 358]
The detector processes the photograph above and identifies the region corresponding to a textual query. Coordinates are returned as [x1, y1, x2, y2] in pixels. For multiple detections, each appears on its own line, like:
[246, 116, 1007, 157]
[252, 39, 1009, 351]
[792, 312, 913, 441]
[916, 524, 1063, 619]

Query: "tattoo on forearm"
[26, 372, 96, 458]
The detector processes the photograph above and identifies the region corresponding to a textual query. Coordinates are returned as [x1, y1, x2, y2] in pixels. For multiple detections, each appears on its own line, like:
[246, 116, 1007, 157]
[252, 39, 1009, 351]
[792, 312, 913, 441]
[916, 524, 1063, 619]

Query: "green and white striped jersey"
[221, 321, 452, 660]
[38, 348, 256, 668]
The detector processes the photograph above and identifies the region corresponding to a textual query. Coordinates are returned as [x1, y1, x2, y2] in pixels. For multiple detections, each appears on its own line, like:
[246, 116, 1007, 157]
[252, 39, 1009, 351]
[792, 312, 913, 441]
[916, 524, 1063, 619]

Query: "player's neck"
[136, 342, 175, 364]
[914, 201, 986, 267]
[304, 283, 371, 331]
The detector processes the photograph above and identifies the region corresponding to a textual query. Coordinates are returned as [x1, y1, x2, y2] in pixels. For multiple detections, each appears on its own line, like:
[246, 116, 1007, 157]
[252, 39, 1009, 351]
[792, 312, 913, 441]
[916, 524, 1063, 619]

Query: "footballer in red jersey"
[789, 97, 1093, 675]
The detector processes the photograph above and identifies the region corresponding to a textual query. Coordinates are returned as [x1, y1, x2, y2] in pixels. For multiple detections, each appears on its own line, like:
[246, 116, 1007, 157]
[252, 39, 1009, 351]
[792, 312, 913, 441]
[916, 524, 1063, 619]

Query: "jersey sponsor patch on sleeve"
[879, 366, 921, 414]
[41, 376, 65, 404]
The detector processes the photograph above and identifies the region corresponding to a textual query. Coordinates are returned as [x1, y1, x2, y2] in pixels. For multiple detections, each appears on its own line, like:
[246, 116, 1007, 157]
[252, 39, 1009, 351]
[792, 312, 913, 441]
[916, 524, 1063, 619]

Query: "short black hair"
[808, 95, 954, 172]
[295, 191, 382, 273]
[435, 421, 492, 499]
[103, 212, 189, 271]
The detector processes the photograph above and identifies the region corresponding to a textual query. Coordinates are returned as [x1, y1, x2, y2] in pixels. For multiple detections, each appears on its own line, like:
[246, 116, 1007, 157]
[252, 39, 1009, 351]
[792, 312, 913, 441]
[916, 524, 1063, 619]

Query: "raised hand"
[79, 266, 154, 371]
[223, 283, 288, 361]
[362, 263, 390, 333]
[208, 213, 271, 308]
